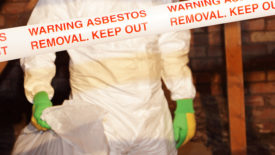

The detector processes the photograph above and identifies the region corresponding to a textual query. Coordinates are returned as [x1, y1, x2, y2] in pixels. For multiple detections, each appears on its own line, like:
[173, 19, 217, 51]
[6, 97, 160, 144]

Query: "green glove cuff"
[33, 91, 52, 129]
[34, 91, 52, 107]
[175, 99, 194, 114]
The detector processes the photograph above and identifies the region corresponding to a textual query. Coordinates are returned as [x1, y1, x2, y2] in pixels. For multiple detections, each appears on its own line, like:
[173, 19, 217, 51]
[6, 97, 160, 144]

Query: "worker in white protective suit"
[21, 0, 197, 154]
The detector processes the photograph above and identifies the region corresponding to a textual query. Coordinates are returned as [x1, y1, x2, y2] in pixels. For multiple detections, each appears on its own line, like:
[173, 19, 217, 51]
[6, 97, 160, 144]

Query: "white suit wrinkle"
[21, 0, 196, 154]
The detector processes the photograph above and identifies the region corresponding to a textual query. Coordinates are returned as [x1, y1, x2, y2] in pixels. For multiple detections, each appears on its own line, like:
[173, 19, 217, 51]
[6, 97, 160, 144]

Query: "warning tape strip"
[0, 0, 274, 62]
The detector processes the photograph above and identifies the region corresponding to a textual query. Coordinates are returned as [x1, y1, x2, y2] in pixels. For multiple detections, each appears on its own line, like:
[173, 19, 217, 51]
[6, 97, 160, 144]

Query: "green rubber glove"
[173, 99, 196, 149]
[31, 91, 52, 131]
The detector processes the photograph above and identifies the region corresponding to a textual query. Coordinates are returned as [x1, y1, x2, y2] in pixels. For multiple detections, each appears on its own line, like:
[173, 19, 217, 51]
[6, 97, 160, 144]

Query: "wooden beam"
[224, 22, 247, 155]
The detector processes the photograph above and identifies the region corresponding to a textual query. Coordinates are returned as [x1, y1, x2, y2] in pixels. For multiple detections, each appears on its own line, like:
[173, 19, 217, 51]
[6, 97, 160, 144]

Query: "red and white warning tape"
[0, 0, 274, 62]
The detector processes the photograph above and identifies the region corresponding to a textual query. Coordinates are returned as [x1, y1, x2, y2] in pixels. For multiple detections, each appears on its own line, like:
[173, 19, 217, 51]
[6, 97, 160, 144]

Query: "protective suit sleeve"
[158, 30, 196, 100]
[21, 54, 56, 103]
[20, 0, 70, 103]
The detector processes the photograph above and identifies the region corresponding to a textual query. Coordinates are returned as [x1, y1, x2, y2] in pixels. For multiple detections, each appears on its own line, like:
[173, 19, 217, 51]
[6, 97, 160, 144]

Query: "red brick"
[191, 58, 223, 71]
[243, 56, 275, 71]
[208, 32, 222, 46]
[251, 31, 275, 42]
[212, 73, 222, 84]
[208, 25, 222, 32]
[3, 15, 20, 28]
[242, 19, 265, 31]
[215, 96, 228, 117]
[192, 27, 207, 33]
[267, 70, 275, 81]
[0, 15, 4, 27]
[244, 71, 266, 82]
[208, 46, 223, 57]
[256, 122, 275, 134]
[242, 44, 267, 56]
[192, 33, 208, 46]
[211, 84, 223, 96]
[193, 72, 212, 84]
[249, 82, 275, 94]
[191, 34, 195, 46]
[193, 73, 222, 84]
[251, 108, 261, 120]
[267, 44, 275, 54]
[246, 96, 265, 106]
[267, 18, 275, 31]
[266, 95, 275, 106]
[2, 2, 27, 14]
[259, 109, 275, 119]
[252, 109, 275, 125]
[242, 32, 251, 43]
[189, 46, 206, 58]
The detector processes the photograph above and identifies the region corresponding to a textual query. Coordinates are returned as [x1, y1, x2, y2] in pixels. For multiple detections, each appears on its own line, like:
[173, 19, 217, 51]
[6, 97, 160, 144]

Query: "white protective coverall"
[21, 0, 196, 154]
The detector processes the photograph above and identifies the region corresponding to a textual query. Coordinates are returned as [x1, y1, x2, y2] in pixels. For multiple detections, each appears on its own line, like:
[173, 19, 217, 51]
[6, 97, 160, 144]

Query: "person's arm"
[21, 49, 56, 130]
[158, 30, 196, 148]
[20, 0, 70, 130]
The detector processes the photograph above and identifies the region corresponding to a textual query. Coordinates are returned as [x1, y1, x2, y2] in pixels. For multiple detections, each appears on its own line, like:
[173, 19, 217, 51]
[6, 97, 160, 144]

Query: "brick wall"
[242, 17, 275, 154]
[189, 17, 275, 154]
[0, 0, 275, 154]
[189, 25, 230, 154]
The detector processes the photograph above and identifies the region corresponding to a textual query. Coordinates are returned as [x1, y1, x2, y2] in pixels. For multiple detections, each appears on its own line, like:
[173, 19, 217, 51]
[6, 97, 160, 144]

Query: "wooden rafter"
[224, 22, 247, 155]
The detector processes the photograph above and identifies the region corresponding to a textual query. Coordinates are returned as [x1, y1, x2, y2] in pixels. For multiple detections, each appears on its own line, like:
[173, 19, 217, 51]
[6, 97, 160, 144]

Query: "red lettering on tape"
[91, 27, 121, 40]
[230, 4, 258, 16]
[0, 33, 7, 42]
[170, 10, 224, 26]
[125, 22, 148, 34]
[31, 34, 87, 50]
[87, 10, 147, 27]
[28, 21, 84, 36]
[0, 46, 7, 55]
[262, 1, 275, 11]
[167, 1, 221, 12]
